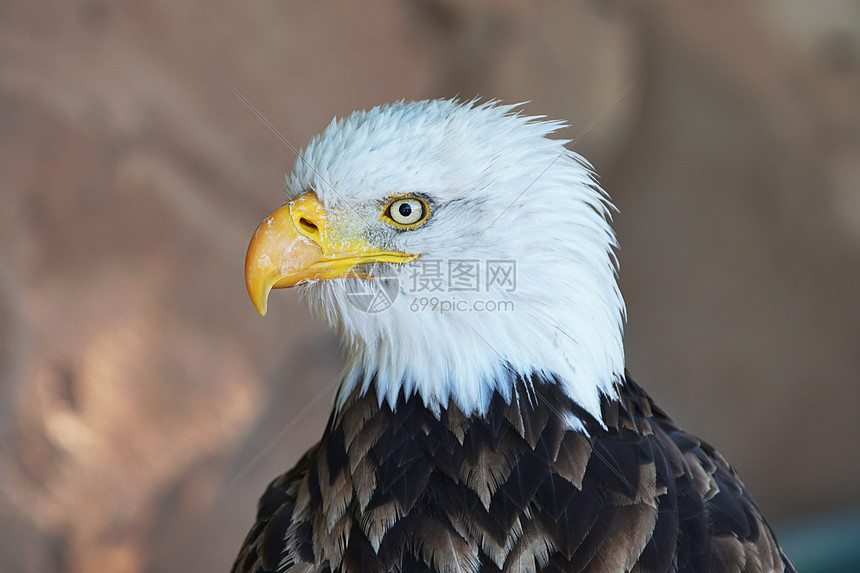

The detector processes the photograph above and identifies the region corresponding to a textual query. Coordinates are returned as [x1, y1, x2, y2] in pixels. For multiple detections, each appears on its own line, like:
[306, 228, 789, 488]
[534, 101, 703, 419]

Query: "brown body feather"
[232, 374, 794, 573]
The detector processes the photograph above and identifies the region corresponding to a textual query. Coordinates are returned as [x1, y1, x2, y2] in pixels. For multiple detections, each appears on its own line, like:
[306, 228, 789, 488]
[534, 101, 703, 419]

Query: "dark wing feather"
[231, 446, 321, 573]
[232, 374, 795, 572]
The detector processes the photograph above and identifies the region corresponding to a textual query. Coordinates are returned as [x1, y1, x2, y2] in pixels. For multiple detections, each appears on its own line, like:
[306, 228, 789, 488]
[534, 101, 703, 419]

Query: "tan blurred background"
[1, 0, 859, 571]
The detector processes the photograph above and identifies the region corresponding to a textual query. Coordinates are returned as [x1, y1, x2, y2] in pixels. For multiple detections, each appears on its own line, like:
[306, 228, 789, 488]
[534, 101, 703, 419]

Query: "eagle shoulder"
[232, 375, 795, 572]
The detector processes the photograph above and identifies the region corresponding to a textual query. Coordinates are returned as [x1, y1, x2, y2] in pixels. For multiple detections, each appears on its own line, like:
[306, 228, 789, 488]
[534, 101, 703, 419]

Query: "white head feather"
[286, 99, 625, 425]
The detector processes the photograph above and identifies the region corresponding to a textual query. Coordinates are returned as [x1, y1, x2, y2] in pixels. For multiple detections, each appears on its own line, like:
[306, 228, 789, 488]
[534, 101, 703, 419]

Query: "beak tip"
[253, 300, 268, 317]
[248, 283, 271, 317]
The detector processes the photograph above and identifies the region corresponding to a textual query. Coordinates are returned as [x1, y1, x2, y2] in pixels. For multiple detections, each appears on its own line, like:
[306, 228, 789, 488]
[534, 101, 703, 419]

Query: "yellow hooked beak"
[245, 191, 418, 315]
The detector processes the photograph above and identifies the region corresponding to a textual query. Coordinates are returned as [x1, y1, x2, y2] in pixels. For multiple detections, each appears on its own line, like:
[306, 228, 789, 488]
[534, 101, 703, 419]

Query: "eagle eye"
[384, 196, 429, 228]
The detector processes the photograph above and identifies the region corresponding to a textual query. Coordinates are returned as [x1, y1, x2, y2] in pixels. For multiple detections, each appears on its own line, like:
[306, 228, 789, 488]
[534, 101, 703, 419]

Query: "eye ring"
[384, 196, 429, 228]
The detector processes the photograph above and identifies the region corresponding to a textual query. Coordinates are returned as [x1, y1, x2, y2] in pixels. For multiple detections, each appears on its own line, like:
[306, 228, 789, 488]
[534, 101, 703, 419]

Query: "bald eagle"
[233, 100, 794, 572]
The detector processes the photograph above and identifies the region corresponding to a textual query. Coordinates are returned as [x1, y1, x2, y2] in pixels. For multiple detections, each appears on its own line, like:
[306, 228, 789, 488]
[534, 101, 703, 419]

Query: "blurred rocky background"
[1, 0, 859, 571]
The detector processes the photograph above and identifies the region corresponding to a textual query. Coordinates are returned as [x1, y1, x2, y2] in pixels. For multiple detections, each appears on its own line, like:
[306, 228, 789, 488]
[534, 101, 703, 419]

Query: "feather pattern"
[231, 374, 794, 573]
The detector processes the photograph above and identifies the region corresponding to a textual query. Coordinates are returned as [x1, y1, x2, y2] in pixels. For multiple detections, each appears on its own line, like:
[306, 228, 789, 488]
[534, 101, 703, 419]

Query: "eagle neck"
[334, 366, 618, 433]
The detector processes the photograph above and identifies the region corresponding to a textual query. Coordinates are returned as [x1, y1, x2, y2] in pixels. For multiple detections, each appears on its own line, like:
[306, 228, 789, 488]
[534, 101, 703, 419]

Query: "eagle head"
[245, 99, 625, 423]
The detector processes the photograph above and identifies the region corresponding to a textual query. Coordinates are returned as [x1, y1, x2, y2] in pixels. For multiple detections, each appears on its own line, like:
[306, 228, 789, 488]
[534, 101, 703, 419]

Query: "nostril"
[298, 217, 319, 234]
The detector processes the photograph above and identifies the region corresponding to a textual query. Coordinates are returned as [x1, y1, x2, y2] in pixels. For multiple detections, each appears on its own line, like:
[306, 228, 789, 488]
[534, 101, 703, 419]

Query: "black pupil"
[398, 202, 413, 218]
